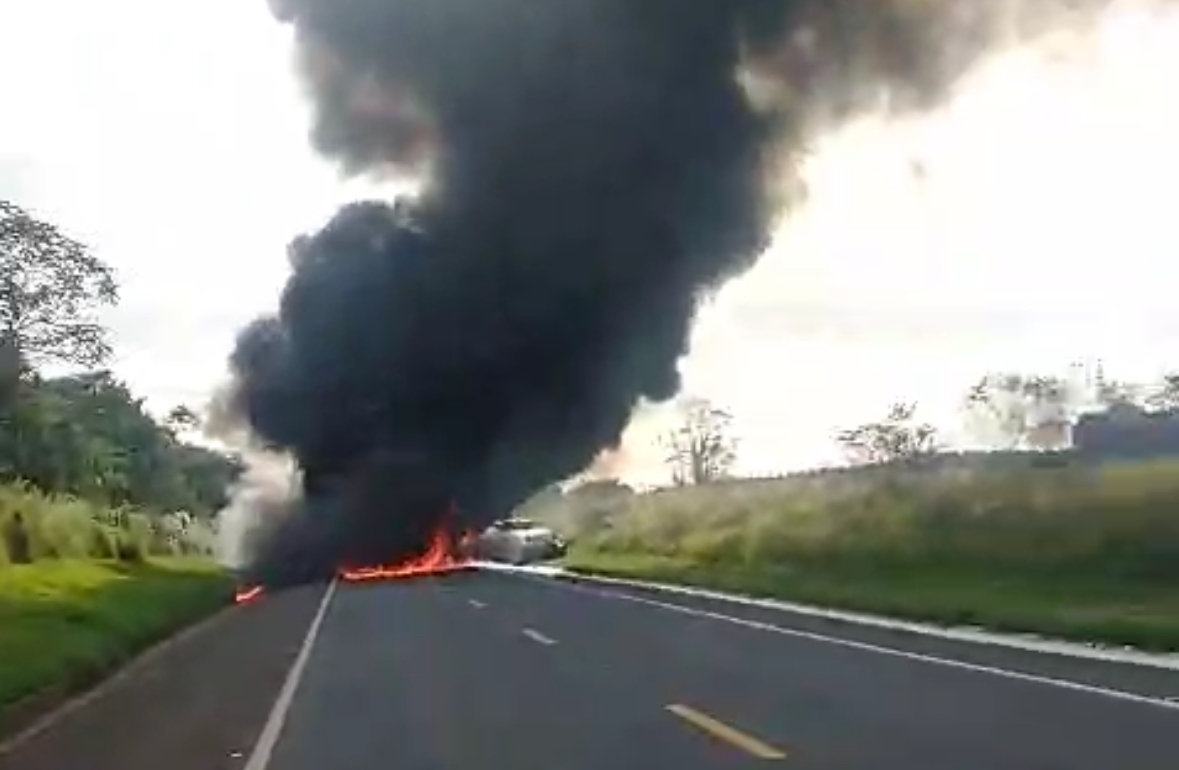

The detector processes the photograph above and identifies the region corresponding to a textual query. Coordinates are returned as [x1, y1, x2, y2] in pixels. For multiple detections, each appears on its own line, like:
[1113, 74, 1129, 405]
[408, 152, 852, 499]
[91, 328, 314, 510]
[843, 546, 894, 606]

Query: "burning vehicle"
[475, 518, 567, 565]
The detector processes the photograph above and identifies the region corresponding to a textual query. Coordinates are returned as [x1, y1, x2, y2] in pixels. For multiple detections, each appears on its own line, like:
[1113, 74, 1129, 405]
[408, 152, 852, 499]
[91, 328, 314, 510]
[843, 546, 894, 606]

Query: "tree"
[662, 396, 738, 485]
[165, 404, 201, 434]
[1146, 373, 1179, 412]
[0, 200, 118, 371]
[172, 444, 243, 517]
[963, 372, 1072, 450]
[836, 401, 939, 465]
[0, 337, 18, 405]
[1088, 361, 1140, 408]
[0, 204, 239, 520]
[0, 371, 241, 517]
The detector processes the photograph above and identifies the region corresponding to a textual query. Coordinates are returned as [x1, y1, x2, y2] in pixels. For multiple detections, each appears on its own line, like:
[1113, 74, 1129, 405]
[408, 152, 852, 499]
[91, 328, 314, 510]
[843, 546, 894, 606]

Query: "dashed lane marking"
[522, 628, 557, 645]
[667, 703, 787, 759]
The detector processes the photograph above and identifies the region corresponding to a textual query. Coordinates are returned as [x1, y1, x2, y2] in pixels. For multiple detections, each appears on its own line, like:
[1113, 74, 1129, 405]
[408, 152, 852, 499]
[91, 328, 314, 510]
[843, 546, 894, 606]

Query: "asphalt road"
[4, 570, 1179, 770]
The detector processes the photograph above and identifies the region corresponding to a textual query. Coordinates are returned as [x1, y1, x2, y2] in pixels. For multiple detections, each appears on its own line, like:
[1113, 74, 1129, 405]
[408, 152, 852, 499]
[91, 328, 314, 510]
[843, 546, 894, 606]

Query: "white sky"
[0, 0, 378, 407]
[2, 1, 1178, 481]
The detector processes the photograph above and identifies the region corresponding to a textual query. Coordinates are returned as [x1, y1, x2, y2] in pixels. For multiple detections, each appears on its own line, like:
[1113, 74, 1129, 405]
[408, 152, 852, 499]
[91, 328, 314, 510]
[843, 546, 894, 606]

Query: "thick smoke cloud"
[226, 0, 1075, 587]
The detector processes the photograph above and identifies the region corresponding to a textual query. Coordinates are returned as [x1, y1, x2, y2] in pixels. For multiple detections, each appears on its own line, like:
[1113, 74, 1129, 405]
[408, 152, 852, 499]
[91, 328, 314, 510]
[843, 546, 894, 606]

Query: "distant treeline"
[1, 198, 241, 525]
[1, 371, 240, 518]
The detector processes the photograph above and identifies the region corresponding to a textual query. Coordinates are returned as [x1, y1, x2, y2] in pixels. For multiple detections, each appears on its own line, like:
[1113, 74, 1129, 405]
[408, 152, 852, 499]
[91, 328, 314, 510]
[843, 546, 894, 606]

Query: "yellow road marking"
[666, 704, 787, 759]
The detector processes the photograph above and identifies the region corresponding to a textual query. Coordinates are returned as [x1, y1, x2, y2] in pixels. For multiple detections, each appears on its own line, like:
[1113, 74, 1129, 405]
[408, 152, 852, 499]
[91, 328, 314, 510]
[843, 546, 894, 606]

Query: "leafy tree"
[1146, 373, 1179, 412]
[167, 404, 200, 427]
[662, 396, 738, 485]
[0, 203, 239, 526]
[836, 401, 939, 465]
[173, 444, 243, 516]
[963, 372, 1072, 449]
[0, 372, 240, 517]
[165, 404, 202, 438]
[0, 199, 118, 371]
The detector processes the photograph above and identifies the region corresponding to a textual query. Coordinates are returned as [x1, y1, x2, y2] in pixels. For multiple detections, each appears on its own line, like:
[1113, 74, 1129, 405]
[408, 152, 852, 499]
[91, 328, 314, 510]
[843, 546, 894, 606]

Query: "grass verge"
[562, 549, 1179, 653]
[0, 558, 234, 713]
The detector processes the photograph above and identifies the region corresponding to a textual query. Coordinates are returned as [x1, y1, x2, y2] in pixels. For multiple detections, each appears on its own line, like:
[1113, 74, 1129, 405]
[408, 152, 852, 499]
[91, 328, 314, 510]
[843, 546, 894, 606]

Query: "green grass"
[0, 558, 233, 709]
[533, 457, 1179, 652]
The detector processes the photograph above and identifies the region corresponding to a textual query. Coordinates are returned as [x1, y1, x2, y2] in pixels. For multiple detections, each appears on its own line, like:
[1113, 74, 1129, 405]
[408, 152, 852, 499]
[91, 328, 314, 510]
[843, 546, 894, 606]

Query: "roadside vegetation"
[0, 199, 241, 714]
[0, 559, 232, 709]
[529, 368, 1179, 652]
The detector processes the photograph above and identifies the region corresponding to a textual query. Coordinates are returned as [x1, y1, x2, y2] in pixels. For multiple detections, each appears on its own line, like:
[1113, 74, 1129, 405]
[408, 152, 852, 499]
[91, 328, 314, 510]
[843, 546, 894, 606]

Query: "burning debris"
[339, 526, 475, 582]
[221, 0, 1109, 589]
[234, 585, 266, 605]
[235, 521, 475, 601]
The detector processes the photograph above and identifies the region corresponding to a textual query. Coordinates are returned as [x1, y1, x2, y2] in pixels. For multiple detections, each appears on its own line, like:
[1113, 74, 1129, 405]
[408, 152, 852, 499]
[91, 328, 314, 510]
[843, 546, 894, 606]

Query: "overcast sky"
[2, 0, 1178, 479]
[0, 0, 370, 408]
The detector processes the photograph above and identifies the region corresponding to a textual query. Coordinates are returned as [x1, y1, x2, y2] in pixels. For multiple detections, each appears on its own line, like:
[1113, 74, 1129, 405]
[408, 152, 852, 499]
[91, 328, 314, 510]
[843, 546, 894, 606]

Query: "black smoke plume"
[226, 0, 1043, 588]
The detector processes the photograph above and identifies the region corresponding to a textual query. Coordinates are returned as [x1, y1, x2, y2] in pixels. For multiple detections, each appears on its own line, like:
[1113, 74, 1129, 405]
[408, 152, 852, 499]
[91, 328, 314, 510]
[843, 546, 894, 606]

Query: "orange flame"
[338, 525, 475, 582]
[235, 585, 265, 605]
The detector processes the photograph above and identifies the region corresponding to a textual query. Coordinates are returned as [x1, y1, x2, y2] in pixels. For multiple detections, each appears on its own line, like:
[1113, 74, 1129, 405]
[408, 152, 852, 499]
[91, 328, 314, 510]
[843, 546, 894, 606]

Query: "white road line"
[551, 579, 1179, 713]
[242, 580, 338, 770]
[560, 571, 1179, 670]
[468, 599, 487, 609]
[522, 628, 557, 645]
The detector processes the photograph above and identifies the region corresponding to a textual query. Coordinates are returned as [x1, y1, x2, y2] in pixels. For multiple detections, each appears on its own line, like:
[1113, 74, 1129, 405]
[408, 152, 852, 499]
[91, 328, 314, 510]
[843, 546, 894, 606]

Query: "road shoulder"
[548, 571, 1179, 704]
[0, 584, 327, 770]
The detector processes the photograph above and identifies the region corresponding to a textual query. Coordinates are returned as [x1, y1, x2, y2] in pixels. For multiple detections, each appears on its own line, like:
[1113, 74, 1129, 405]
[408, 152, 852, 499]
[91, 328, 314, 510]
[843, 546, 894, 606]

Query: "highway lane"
[4, 569, 1174, 770]
[257, 573, 713, 770]
[461, 573, 1179, 768]
[546, 571, 1179, 701]
[249, 570, 1179, 770]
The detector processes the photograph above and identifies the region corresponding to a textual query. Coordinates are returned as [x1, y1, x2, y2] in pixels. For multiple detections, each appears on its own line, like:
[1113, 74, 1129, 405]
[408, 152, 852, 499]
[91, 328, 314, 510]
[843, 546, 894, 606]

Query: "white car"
[476, 518, 567, 565]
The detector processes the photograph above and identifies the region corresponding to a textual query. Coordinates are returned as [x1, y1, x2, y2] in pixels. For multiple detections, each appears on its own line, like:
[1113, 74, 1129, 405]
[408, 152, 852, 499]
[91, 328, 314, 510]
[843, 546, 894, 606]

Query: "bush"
[546, 458, 1179, 650]
[0, 481, 210, 565]
[538, 458, 1179, 581]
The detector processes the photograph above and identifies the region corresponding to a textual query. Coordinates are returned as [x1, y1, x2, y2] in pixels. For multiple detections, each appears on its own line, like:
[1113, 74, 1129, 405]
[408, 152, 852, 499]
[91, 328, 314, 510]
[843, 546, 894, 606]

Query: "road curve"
[4, 570, 1178, 770]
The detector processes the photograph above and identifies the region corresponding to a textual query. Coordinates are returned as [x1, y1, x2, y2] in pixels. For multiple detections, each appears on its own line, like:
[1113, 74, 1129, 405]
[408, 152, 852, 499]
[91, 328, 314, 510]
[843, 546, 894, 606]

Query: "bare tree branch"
[661, 395, 738, 485]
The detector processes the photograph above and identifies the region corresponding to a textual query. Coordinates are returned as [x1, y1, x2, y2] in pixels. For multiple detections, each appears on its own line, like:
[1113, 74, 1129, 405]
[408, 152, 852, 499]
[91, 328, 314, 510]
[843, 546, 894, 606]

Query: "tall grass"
[557, 459, 1179, 580]
[0, 481, 213, 565]
[540, 459, 1179, 648]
